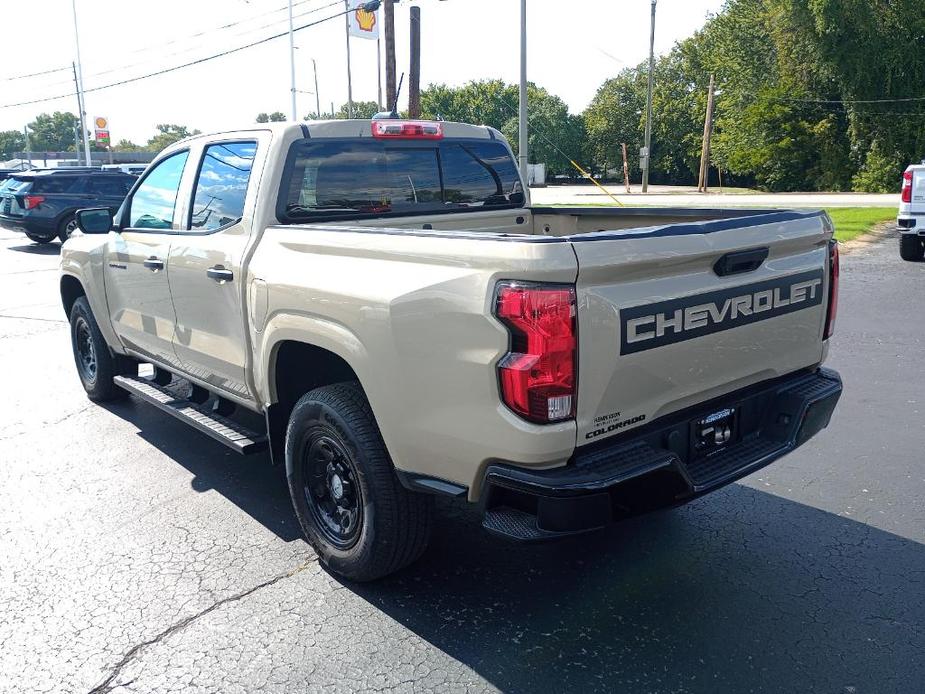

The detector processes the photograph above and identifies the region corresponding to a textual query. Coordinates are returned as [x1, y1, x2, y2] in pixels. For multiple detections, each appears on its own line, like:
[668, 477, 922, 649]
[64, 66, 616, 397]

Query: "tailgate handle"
[714, 247, 769, 277]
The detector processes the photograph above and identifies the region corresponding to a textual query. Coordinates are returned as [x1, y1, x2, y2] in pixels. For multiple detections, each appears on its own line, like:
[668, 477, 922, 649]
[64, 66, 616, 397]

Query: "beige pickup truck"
[60, 119, 842, 580]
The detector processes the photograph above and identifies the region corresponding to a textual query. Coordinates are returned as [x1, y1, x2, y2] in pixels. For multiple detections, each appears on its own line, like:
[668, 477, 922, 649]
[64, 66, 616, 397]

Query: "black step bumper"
[481, 367, 842, 541]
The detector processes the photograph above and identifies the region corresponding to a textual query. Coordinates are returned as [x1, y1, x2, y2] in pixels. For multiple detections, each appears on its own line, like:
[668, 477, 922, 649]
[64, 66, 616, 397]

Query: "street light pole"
[312, 59, 322, 120]
[70, 0, 92, 167]
[518, 0, 529, 186]
[641, 0, 657, 193]
[288, 0, 298, 120]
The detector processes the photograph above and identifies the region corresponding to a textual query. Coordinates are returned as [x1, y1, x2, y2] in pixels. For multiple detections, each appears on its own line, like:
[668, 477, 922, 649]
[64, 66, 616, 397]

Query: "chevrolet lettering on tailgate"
[621, 270, 825, 355]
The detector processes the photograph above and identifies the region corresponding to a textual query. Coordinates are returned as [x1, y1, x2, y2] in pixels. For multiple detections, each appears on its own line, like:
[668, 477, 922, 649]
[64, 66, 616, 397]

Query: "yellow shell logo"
[355, 8, 376, 32]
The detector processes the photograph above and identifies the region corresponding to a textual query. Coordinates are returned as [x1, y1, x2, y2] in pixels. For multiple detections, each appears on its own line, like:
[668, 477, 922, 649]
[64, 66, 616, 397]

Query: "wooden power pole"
[384, 0, 397, 110]
[698, 74, 716, 193]
[409, 6, 421, 118]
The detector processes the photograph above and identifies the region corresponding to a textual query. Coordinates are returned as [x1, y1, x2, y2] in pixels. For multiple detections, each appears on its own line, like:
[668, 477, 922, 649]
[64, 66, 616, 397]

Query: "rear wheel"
[57, 215, 78, 244]
[26, 231, 56, 244]
[900, 234, 924, 262]
[69, 297, 132, 401]
[285, 383, 433, 582]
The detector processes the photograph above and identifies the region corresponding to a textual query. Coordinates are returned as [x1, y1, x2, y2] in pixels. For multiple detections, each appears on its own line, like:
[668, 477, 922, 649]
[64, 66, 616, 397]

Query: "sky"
[0, 0, 726, 145]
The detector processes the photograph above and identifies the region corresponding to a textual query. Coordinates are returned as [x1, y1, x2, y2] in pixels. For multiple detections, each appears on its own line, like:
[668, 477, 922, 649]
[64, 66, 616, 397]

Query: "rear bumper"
[898, 217, 923, 234]
[0, 215, 53, 235]
[481, 367, 842, 541]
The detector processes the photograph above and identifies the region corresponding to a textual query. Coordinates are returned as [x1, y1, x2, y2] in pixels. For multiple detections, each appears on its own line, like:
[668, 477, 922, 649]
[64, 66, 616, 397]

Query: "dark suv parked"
[0, 169, 135, 244]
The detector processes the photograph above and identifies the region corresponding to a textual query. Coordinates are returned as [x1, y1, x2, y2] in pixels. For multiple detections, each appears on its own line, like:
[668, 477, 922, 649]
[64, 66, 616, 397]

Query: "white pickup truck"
[60, 119, 842, 580]
[899, 162, 925, 261]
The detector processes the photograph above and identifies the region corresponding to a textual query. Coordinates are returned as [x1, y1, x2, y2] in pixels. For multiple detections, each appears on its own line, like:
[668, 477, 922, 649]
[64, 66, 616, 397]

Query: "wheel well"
[265, 341, 361, 465]
[60, 275, 86, 318]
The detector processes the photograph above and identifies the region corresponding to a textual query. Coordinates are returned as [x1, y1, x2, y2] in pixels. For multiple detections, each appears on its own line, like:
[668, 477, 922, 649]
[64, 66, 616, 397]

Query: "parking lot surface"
[0, 227, 922, 693]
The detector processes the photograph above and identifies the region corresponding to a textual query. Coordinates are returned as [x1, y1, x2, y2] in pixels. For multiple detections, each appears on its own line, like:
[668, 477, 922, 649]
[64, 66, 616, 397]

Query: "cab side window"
[127, 151, 189, 230]
[189, 142, 257, 231]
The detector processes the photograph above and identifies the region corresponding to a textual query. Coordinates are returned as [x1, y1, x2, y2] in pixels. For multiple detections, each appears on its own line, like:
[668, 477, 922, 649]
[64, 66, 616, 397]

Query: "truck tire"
[69, 297, 131, 402]
[900, 235, 924, 262]
[285, 383, 433, 582]
[57, 215, 78, 244]
[26, 232, 56, 244]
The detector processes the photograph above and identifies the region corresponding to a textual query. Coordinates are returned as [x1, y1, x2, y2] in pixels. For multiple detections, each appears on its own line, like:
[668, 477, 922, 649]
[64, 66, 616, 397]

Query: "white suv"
[898, 163, 925, 261]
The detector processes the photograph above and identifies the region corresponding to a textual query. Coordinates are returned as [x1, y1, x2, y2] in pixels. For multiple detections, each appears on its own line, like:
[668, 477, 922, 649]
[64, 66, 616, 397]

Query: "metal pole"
[518, 0, 529, 185]
[345, 0, 354, 118]
[24, 127, 31, 170]
[377, 38, 383, 110]
[641, 0, 656, 193]
[288, 0, 297, 120]
[70, 0, 92, 166]
[71, 63, 84, 166]
[313, 59, 322, 119]
[409, 6, 421, 118]
[384, 0, 396, 110]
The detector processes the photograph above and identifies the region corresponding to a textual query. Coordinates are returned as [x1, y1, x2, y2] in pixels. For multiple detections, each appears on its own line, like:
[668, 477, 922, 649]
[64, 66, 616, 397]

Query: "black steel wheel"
[69, 296, 132, 401]
[303, 432, 363, 549]
[57, 215, 79, 243]
[285, 383, 433, 582]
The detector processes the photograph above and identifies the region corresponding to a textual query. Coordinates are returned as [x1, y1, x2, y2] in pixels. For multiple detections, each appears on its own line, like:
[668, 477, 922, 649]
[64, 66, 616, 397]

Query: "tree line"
[5, 0, 921, 192]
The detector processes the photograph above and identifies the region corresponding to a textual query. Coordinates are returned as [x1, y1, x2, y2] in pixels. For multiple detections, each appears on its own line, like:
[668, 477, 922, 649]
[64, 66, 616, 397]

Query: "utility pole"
[377, 38, 383, 109]
[71, 63, 84, 166]
[344, 0, 354, 118]
[23, 127, 31, 170]
[409, 6, 421, 118]
[384, 0, 396, 110]
[621, 143, 631, 193]
[312, 59, 322, 120]
[698, 73, 716, 193]
[70, 0, 92, 167]
[641, 0, 657, 193]
[518, 0, 529, 185]
[288, 0, 297, 120]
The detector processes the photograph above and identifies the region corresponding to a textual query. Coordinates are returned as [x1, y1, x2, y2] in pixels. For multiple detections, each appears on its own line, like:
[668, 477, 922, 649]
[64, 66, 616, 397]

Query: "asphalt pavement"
[0, 225, 922, 694]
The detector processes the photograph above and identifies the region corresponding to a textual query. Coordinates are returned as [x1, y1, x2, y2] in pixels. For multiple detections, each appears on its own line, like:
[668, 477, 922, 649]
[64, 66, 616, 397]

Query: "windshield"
[279, 139, 524, 222]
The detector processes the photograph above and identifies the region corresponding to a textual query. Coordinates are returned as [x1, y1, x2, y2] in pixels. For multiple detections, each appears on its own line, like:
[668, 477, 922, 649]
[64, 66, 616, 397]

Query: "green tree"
[27, 112, 80, 152]
[112, 139, 145, 153]
[325, 101, 381, 119]
[421, 80, 586, 176]
[0, 130, 25, 159]
[146, 124, 200, 153]
[256, 112, 287, 122]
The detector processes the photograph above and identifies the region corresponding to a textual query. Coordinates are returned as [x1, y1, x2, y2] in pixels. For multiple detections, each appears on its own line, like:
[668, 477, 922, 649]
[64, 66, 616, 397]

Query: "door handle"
[143, 257, 165, 272]
[207, 266, 234, 283]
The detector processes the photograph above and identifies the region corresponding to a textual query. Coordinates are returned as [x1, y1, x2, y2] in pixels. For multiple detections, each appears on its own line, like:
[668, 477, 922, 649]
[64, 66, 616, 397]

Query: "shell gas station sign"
[348, 3, 379, 40]
[94, 117, 110, 146]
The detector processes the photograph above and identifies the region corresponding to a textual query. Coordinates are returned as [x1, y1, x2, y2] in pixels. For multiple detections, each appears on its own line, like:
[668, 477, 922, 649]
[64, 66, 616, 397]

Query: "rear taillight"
[901, 170, 913, 203]
[23, 194, 45, 210]
[824, 240, 839, 340]
[371, 120, 443, 139]
[494, 282, 577, 423]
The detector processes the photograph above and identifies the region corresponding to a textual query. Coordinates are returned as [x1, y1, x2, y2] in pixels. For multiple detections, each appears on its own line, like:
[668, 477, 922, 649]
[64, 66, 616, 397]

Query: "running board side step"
[113, 375, 268, 455]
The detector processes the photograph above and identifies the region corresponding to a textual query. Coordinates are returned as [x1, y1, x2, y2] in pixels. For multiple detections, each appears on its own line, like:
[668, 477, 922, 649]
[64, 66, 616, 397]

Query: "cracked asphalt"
[0, 227, 922, 694]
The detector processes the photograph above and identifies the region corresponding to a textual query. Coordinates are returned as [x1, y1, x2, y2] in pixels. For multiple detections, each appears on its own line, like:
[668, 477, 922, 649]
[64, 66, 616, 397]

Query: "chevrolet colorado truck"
[60, 119, 842, 581]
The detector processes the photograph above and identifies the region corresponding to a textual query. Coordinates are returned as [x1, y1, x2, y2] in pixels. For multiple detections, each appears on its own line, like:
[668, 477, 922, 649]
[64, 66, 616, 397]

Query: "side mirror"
[76, 208, 114, 234]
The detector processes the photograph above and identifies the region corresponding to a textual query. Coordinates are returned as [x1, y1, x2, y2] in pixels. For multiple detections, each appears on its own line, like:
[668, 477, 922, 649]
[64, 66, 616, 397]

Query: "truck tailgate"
[572, 211, 833, 444]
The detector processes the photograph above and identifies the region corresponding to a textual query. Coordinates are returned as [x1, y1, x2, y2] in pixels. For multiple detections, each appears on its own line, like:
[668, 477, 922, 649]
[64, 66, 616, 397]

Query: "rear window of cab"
[278, 139, 525, 223]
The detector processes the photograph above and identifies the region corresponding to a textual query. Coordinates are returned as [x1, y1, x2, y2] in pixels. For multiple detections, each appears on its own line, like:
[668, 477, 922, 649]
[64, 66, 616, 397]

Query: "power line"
[24, 0, 341, 92]
[775, 95, 925, 105]
[0, 5, 348, 110]
[0, 66, 71, 82]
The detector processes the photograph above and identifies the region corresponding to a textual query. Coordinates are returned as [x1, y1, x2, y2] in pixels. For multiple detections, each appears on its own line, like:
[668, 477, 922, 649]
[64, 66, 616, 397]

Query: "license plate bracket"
[691, 407, 738, 457]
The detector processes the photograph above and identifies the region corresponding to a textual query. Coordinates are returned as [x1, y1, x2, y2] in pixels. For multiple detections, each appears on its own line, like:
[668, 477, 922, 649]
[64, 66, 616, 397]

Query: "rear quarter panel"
[248, 226, 579, 498]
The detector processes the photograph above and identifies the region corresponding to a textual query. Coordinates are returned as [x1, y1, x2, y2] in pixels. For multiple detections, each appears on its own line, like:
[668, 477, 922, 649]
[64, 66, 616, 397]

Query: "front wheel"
[285, 383, 433, 582]
[900, 234, 924, 262]
[69, 297, 131, 401]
